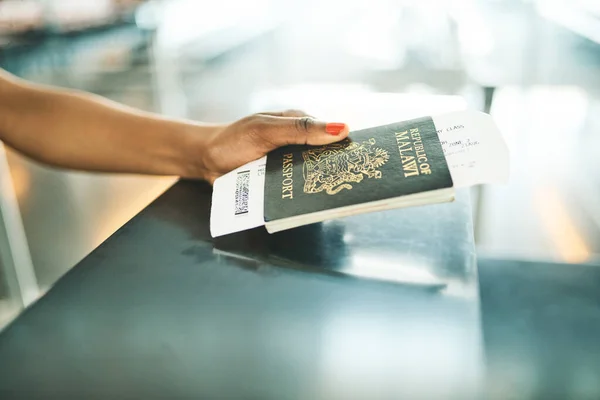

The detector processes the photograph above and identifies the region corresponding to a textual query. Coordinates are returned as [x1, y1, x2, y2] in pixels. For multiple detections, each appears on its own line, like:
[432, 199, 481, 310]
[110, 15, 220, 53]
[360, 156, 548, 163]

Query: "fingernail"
[326, 123, 346, 135]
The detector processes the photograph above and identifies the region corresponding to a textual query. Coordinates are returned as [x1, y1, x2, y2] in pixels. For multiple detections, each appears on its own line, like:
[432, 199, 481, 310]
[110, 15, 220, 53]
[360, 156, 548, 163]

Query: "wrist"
[179, 122, 223, 180]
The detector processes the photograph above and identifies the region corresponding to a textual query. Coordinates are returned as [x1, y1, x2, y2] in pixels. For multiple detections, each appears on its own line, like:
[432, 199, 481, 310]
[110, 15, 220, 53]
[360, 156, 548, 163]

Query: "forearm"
[0, 70, 217, 179]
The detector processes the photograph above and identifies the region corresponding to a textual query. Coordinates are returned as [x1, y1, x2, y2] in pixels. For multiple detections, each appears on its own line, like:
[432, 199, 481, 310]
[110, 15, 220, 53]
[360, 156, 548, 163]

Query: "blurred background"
[0, 0, 599, 327]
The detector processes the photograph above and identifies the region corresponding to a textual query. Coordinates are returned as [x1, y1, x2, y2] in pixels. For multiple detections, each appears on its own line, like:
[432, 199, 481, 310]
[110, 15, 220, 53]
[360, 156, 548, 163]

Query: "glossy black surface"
[0, 180, 483, 400]
[479, 258, 600, 399]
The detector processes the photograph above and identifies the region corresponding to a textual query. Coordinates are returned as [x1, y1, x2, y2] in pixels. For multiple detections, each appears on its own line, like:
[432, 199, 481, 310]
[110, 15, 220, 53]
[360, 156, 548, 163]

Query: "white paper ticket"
[210, 110, 509, 238]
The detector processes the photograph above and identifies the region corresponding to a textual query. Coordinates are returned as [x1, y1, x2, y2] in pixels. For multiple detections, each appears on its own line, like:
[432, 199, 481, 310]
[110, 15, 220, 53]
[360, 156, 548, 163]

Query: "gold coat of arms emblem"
[302, 138, 390, 195]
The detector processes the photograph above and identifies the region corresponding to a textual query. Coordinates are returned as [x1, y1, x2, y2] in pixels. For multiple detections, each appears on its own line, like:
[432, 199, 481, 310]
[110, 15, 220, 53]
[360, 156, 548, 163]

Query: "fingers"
[253, 114, 349, 148]
[258, 109, 312, 118]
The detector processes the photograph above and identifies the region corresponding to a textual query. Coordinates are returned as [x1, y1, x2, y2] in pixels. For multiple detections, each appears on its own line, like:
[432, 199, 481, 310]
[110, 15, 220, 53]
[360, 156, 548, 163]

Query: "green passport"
[263, 116, 454, 233]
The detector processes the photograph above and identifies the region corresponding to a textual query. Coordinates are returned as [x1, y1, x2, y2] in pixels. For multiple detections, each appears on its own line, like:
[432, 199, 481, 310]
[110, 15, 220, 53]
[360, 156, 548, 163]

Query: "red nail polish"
[326, 123, 346, 135]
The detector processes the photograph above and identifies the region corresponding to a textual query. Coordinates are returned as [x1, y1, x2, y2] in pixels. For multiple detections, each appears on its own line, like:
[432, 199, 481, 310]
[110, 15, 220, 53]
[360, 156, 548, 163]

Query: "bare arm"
[0, 69, 212, 178]
[0, 69, 349, 183]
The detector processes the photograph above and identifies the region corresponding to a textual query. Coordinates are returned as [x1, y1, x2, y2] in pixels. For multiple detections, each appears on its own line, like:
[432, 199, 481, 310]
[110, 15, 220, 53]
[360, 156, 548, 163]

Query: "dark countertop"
[0, 180, 484, 400]
[0, 180, 599, 399]
[479, 257, 600, 399]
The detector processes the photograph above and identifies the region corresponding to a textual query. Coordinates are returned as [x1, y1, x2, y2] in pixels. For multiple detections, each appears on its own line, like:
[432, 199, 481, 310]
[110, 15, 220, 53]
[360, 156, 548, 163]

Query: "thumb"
[261, 116, 350, 147]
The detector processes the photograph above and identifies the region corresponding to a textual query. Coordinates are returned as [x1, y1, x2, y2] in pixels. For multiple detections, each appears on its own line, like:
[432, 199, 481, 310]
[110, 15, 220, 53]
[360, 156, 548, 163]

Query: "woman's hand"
[193, 110, 349, 184]
[0, 68, 349, 182]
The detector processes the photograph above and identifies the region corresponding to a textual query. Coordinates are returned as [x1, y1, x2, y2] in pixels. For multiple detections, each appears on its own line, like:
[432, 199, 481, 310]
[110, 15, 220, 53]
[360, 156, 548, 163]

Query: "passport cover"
[264, 116, 453, 222]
